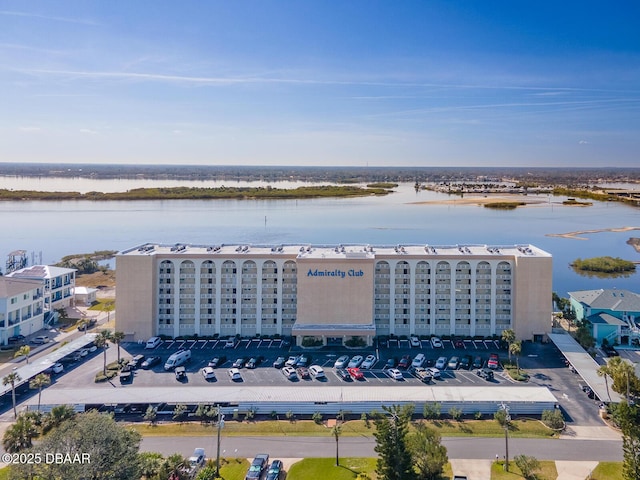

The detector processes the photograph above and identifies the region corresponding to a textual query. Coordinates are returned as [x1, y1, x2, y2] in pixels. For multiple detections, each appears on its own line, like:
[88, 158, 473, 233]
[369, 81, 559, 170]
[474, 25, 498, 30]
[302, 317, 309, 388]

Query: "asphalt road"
[141, 435, 624, 462]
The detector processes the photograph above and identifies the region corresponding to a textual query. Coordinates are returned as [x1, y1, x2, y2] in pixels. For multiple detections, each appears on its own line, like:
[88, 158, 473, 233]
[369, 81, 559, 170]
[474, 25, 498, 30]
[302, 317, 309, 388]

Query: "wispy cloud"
[79, 128, 98, 135]
[578, 140, 590, 144]
[0, 43, 67, 55]
[0, 10, 97, 25]
[18, 126, 42, 133]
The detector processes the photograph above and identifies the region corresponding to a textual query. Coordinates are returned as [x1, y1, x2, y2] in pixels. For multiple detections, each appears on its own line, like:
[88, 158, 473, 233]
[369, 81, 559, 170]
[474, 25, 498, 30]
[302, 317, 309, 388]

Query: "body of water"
[0, 179, 638, 296]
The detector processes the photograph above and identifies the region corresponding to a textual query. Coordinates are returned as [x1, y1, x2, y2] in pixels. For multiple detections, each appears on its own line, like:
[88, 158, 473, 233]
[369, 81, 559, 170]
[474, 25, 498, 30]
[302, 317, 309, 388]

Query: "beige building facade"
[116, 243, 552, 345]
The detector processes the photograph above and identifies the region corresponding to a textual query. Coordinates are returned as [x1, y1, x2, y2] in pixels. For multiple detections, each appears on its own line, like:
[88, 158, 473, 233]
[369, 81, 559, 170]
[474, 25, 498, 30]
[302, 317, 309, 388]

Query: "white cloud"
[578, 140, 589, 144]
[79, 128, 98, 135]
[19, 126, 41, 133]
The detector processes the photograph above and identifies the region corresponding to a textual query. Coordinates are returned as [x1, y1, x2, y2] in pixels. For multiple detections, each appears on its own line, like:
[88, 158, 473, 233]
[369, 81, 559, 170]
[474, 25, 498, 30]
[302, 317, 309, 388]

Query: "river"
[1, 177, 638, 296]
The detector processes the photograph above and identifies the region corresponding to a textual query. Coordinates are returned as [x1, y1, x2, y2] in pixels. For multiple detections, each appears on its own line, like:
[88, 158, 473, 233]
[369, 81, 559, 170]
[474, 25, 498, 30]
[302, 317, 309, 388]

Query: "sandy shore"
[409, 193, 550, 206]
[546, 226, 640, 240]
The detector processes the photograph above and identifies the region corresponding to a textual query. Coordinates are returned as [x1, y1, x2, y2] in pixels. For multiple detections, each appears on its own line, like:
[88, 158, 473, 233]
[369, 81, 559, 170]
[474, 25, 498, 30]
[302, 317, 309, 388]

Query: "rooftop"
[7, 264, 77, 280]
[569, 289, 640, 313]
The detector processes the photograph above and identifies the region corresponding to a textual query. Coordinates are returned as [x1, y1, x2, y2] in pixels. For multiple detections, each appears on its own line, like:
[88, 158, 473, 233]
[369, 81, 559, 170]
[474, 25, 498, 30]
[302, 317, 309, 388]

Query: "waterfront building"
[7, 265, 76, 312]
[568, 288, 640, 346]
[116, 243, 552, 345]
[0, 276, 45, 344]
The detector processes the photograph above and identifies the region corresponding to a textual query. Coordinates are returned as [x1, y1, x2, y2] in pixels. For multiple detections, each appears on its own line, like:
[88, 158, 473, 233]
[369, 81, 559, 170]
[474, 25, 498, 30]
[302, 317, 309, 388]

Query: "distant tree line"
[571, 256, 636, 274]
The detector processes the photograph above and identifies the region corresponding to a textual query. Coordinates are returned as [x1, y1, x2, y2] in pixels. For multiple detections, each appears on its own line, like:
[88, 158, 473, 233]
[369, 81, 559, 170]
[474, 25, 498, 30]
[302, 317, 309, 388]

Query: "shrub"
[312, 411, 323, 424]
[423, 402, 441, 419]
[474, 411, 483, 420]
[541, 409, 565, 430]
[449, 407, 463, 421]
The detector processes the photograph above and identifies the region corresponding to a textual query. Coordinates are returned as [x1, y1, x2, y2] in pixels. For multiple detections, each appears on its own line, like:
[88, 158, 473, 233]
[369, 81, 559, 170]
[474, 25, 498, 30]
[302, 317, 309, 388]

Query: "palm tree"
[332, 423, 342, 466]
[597, 364, 612, 402]
[2, 414, 38, 453]
[3, 371, 22, 419]
[29, 373, 51, 411]
[94, 330, 113, 374]
[509, 341, 522, 374]
[502, 329, 516, 361]
[14, 345, 31, 364]
[112, 331, 125, 363]
[42, 404, 76, 434]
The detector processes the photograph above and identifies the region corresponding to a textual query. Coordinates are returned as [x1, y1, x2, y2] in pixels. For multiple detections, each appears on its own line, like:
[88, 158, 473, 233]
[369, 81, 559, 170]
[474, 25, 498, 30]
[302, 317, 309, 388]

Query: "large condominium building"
[117, 243, 552, 345]
[0, 276, 45, 344]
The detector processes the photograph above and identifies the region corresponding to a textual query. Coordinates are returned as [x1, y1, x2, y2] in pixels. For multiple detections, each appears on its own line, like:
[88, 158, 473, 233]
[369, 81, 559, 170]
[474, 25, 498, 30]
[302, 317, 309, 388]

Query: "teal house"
[568, 289, 640, 346]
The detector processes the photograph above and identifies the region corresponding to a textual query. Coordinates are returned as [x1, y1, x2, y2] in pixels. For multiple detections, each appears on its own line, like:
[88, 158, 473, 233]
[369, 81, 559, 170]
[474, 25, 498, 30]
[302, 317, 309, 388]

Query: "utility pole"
[215, 406, 225, 479]
[499, 402, 511, 472]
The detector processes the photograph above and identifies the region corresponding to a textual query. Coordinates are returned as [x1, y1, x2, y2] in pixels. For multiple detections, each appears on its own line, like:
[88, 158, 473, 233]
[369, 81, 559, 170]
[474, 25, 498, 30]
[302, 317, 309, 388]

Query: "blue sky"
[1, 1, 639, 167]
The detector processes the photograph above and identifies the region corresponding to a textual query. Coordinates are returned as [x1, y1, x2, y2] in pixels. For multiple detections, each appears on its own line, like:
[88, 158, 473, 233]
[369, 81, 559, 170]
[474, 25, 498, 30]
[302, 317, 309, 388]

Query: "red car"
[487, 353, 499, 369]
[398, 355, 411, 369]
[347, 367, 364, 380]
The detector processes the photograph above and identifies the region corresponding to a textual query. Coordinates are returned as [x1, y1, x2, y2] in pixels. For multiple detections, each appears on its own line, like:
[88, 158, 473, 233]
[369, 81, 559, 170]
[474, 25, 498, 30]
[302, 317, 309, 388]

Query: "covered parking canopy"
[548, 332, 624, 403]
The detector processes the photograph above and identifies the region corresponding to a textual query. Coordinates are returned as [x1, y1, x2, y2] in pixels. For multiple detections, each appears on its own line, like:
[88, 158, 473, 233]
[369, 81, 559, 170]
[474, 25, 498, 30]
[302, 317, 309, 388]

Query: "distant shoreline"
[409, 193, 550, 206]
[546, 226, 640, 240]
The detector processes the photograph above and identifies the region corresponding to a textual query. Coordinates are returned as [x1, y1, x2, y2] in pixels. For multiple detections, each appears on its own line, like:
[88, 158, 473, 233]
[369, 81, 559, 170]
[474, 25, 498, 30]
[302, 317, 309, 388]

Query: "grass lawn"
[287, 458, 377, 480]
[217, 457, 250, 480]
[590, 462, 623, 480]
[491, 460, 557, 480]
[131, 417, 557, 439]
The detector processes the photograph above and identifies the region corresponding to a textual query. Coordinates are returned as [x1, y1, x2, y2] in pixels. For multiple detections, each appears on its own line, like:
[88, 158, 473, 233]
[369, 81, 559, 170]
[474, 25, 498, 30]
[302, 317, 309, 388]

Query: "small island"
[562, 198, 592, 206]
[483, 201, 526, 210]
[571, 256, 636, 275]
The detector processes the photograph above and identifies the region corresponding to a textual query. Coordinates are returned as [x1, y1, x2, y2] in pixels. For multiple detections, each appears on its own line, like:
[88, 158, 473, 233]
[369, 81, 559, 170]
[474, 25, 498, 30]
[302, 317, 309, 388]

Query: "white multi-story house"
[116, 243, 552, 346]
[7, 265, 76, 312]
[0, 276, 45, 344]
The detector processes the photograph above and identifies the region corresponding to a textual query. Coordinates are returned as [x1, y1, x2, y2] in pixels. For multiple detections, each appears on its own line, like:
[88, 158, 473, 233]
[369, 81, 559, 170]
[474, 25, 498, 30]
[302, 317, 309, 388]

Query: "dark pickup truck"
[245, 454, 269, 480]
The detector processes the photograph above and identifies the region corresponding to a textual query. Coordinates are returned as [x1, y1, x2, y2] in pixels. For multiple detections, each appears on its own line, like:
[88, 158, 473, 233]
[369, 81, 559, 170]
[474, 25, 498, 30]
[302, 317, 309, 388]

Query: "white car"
[281, 366, 297, 380]
[411, 353, 426, 369]
[435, 356, 448, 370]
[285, 355, 299, 367]
[410, 336, 421, 347]
[227, 368, 242, 381]
[430, 337, 443, 348]
[309, 365, 325, 379]
[361, 355, 377, 369]
[387, 368, 403, 381]
[427, 367, 441, 379]
[347, 355, 364, 368]
[334, 355, 350, 369]
[201, 367, 216, 380]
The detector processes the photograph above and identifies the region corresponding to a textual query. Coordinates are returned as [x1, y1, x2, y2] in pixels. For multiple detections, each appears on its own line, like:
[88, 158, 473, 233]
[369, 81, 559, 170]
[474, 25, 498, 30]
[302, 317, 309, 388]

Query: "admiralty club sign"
[306, 268, 364, 278]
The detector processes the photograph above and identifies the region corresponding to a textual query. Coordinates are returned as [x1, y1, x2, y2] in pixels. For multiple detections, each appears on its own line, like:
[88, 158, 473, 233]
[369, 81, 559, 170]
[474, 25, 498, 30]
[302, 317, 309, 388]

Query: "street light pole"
[499, 402, 511, 472]
[215, 406, 225, 479]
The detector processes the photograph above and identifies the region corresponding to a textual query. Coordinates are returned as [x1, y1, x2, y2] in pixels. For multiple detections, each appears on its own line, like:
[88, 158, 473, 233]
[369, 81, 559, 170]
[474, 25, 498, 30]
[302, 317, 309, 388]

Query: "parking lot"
[48, 336, 521, 390]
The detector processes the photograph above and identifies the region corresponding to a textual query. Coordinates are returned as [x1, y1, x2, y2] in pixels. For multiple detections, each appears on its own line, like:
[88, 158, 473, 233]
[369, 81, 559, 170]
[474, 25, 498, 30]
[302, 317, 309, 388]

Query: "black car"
[208, 356, 227, 368]
[336, 368, 351, 381]
[472, 355, 484, 369]
[141, 356, 161, 369]
[232, 358, 246, 368]
[266, 459, 283, 480]
[246, 356, 264, 369]
[119, 365, 133, 383]
[175, 366, 187, 381]
[128, 354, 145, 369]
[460, 355, 472, 370]
[7, 334, 25, 344]
[477, 367, 494, 381]
[384, 357, 397, 369]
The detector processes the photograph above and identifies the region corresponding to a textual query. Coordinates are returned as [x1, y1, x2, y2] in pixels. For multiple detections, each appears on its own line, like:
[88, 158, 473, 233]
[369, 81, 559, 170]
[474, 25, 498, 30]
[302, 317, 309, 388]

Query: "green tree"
[575, 320, 595, 350]
[29, 373, 51, 411]
[408, 422, 448, 480]
[448, 407, 463, 421]
[42, 404, 76, 434]
[423, 402, 441, 420]
[501, 329, 516, 361]
[3, 371, 21, 419]
[598, 357, 640, 399]
[332, 422, 342, 466]
[112, 331, 125, 363]
[510, 341, 522, 373]
[373, 404, 414, 480]
[144, 405, 158, 425]
[138, 451, 165, 480]
[10, 410, 141, 480]
[159, 453, 187, 480]
[541, 409, 564, 430]
[173, 404, 188, 422]
[514, 455, 541, 480]
[195, 464, 219, 480]
[14, 345, 31, 364]
[616, 401, 640, 480]
[95, 329, 113, 374]
[2, 413, 39, 453]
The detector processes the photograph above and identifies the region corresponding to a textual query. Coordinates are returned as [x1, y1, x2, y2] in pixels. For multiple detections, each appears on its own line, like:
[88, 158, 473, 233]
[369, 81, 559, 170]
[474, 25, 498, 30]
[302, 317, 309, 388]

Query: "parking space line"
[165, 340, 175, 349]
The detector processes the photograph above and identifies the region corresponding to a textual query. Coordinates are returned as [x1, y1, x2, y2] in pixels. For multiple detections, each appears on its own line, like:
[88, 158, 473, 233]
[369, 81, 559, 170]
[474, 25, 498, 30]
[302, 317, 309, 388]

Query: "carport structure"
[548, 332, 624, 403]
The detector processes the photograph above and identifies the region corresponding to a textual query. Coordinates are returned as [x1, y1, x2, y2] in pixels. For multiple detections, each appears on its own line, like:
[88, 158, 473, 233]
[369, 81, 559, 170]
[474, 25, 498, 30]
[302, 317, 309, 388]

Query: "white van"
[145, 336, 162, 349]
[164, 349, 191, 370]
[411, 353, 426, 369]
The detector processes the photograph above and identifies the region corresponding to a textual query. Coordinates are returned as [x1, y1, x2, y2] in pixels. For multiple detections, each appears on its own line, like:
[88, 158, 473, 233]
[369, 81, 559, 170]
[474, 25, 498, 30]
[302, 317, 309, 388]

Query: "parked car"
[347, 355, 363, 368]
[145, 336, 162, 349]
[232, 357, 247, 369]
[361, 354, 377, 369]
[309, 365, 325, 379]
[266, 459, 283, 480]
[245, 356, 264, 369]
[281, 366, 297, 380]
[460, 355, 472, 370]
[273, 356, 286, 369]
[430, 336, 443, 348]
[453, 337, 465, 349]
[296, 366, 310, 379]
[410, 335, 421, 347]
[477, 367, 494, 380]
[387, 368, 403, 380]
[245, 454, 269, 480]
[295, 354, 311, 367]
[164, 349, 192, 370]
[487, 353, 500, 369]
[472, 355, 484, 369]
[141, 356, 161, 369]
[435, 356, 448, 369]
[336, 368, 351, 381]
[228, 368, 242, 381]
[414, 367, 433, 383]
[31, 335, 49, 345]
[427, 367, 441, 379]
[411, 353, 426, 369]
[384, 357, 397, 369]
[224, 337, 237, 349]
[447, 356, 460, 370]
[398, 355, 411, 369]
[77, 318, 96, 331]
[7, 334, 25, 344]
[174, 366, 187, 381]
[208, 356, 227, 368]
[285, 355, 299, 367]
[119, 365, 133, 383]
[187, 448, 206, 476]
[129, 354, 145, 369]
[44, 362, 64, 375]
[347, 367, 364, 380]
[334, 355, 350, 369]
[201, 367, 216, 381]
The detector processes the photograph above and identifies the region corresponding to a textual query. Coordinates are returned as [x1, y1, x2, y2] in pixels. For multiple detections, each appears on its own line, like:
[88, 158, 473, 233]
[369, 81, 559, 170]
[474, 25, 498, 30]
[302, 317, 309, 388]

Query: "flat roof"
[120, 242, 551, 259]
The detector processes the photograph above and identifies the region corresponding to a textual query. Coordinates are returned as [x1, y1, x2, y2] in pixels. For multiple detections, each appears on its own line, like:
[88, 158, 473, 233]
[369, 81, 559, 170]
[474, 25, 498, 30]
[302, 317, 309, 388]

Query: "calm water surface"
[1, 179, 638, 296]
